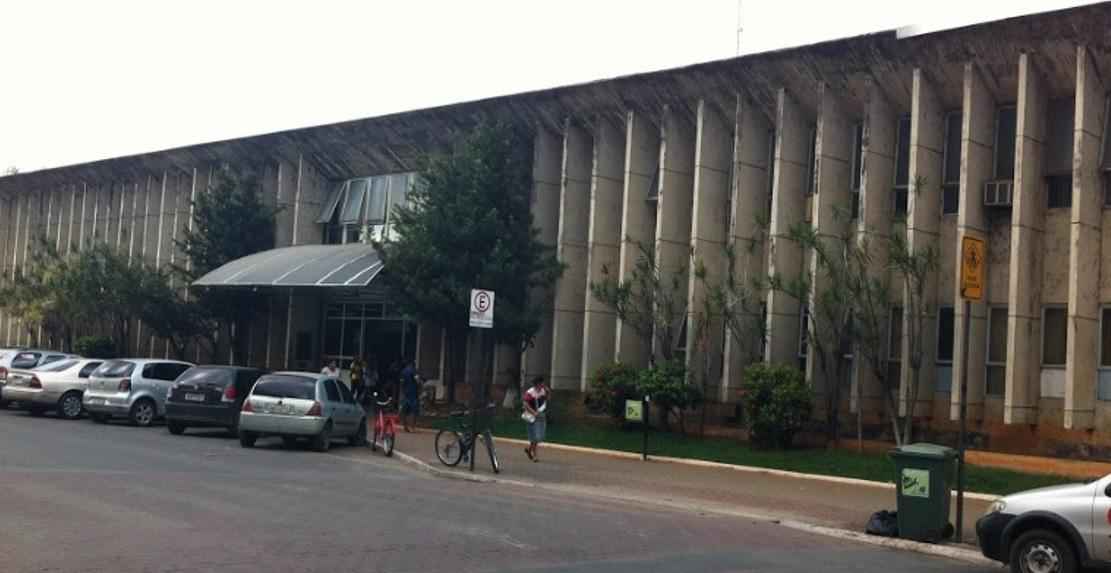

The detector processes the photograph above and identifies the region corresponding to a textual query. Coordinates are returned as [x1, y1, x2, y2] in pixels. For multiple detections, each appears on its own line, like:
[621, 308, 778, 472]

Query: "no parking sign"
[469, 289, 494, 329]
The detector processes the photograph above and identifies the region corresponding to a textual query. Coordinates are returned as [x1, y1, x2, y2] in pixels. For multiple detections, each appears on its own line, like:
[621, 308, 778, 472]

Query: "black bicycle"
[434, 408, 500, 473]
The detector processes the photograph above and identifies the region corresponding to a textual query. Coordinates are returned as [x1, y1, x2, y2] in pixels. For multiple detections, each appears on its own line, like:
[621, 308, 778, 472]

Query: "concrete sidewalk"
[391, 427, 992, 546]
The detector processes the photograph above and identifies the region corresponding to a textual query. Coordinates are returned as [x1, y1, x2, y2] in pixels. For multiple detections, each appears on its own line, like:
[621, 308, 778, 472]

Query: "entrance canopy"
[192, 244, 384, 288]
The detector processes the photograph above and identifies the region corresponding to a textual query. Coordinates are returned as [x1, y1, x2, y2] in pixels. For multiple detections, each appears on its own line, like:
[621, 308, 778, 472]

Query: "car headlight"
[986, 500, 1007, 515]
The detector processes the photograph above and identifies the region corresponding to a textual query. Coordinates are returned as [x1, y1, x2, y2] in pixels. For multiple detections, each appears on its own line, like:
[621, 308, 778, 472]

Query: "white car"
[1, 358, 104, 419]
[83, 359, 193, 426]
[0, 349, 78, 407]
[977, 474, 1111, 573]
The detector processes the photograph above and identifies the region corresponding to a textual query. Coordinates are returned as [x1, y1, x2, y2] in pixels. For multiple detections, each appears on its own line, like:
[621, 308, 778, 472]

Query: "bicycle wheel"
[484, 431, 500, 474]
[383, 431, 395, 457]
[435, 429, 464, 467]
[371, 424, 380, 452]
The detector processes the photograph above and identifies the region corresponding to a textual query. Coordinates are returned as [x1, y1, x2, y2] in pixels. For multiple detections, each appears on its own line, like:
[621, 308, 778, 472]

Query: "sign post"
[468, 289, 494, 472]
[956, 236, 984, 542]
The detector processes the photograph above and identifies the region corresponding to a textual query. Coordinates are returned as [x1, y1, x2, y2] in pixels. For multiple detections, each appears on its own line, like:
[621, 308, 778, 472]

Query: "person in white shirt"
[321, 359, 340, 378]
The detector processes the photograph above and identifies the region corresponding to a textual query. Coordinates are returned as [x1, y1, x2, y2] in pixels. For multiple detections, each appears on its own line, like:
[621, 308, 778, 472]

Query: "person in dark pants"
[400, 361, 419, 432]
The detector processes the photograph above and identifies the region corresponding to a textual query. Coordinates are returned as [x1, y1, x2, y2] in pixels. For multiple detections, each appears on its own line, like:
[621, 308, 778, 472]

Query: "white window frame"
[1041, 305, 1068, 368]
[985, 305, 1008, 396]
[892, 115, 912, 217]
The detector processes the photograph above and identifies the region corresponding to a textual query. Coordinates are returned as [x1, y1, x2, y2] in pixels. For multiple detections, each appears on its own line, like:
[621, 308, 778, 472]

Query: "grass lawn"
[430, 410, 1080, 497]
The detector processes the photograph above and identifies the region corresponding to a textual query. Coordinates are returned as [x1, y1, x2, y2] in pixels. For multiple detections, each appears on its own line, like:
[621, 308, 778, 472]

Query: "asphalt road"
[0, 407, 1000, 573]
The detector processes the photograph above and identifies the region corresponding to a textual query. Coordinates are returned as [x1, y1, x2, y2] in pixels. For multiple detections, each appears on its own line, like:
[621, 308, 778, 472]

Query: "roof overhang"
[192, 243, 383, 289]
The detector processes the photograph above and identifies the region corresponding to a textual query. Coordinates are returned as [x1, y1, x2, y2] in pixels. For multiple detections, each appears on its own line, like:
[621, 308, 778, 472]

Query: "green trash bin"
[889, 443, 957, 542]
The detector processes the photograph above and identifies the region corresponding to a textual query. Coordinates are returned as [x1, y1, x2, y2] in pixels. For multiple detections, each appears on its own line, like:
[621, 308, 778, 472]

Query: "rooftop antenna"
[735, 0, 744, 55]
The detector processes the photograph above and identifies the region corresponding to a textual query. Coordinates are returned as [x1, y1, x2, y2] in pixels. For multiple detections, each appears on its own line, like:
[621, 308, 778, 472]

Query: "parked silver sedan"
[238, 372, 366, 452]
[1, 358, 104, 419]
[0, 349, 78, 407]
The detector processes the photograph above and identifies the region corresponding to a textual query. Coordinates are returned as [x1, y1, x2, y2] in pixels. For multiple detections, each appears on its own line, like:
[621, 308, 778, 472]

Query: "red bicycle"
[370, 391, 398, 456]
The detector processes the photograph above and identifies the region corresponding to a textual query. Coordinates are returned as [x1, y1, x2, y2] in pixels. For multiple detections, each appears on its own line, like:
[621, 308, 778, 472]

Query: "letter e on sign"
[960, 236, 985, 302]
[469, 289, 495, 329]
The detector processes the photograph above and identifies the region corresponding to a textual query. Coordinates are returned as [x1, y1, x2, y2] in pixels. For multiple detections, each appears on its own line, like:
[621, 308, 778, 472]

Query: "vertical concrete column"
[807, 84, 854, 401]
[1005, 54, 1047, 425]
[522, 130, 561, 385]
[655, 105, 696, 362]
[580, 118, 625, 388]
[687, 99, 732, 398]
[549, 123, 592, 391]
[1065, 47, 1105, 430]
[615, 111, 660, 367]
[0, 195, 8, 344]
[721, 96, 771, 400]
[951, 63, 995, 422]
[766, 89, 810, 364]
[901, 69, 945, 417]
[853, 79, 895, 417]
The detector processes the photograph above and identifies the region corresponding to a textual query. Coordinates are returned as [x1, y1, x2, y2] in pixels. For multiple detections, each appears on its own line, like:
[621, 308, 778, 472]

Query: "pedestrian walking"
[320, 359, 340, 378]
[400, 360, 419, 432]
[522, 376, 548, 462]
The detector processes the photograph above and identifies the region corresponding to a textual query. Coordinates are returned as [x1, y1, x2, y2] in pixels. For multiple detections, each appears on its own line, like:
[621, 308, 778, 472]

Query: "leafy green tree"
[176, 165, 277, 362]
[376, 123, 564, 402]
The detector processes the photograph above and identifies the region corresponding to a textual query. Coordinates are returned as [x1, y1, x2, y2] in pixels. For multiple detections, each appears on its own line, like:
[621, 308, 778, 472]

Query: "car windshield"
[93, 361, 136, 378]
[35, 360, 78, 372]
[252, 375, 316, 400]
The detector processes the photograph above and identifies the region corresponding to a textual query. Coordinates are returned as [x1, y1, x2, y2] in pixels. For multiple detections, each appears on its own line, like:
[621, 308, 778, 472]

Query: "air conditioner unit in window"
[983, 180, 1014, 207]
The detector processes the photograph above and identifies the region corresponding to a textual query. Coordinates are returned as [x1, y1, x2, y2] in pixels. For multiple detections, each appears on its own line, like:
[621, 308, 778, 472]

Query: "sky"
[0, 0, 1096, 174]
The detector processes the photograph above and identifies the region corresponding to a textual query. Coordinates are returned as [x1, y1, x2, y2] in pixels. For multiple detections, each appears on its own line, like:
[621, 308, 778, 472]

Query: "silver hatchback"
[238, 372, 366, 452]
[83, 359, 194, 426]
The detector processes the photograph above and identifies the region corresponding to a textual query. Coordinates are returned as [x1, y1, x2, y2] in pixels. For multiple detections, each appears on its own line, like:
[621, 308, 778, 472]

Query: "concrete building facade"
[4, 5, 1111, 456]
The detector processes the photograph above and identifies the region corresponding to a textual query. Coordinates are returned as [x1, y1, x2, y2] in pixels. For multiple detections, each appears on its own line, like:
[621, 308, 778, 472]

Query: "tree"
[888, 225, 939, 445]
[175, 165, 277, 362]
[589, 240, 689, 364]
[3, 167, 18, 176]
[376, 123, 564, 403]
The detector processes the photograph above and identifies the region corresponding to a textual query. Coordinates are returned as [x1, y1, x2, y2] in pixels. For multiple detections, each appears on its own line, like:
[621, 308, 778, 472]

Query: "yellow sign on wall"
[960, 236, 985, 301]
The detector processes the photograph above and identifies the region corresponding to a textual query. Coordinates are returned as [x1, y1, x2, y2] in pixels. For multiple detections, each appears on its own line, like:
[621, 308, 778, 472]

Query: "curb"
[482, 434, 998, 502]
[393, 445, 991, 567]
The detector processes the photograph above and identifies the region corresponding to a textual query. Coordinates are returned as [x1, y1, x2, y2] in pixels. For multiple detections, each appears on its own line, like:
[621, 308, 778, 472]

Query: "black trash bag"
[865, 510, 898, 537]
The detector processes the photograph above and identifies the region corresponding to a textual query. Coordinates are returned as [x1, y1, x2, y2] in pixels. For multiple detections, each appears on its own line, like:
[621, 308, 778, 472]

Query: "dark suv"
[164, 366, 267, 435]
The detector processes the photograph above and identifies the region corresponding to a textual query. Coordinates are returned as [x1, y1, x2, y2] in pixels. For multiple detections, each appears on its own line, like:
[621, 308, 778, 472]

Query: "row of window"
[317, 173, 416, 245]
[795, 304, 1103, 397]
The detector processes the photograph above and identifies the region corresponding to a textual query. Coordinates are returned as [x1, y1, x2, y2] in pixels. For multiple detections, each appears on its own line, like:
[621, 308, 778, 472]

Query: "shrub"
[742, 363, 812, 449]
[75, 335, 116, 359]
[638, 359, 702, 432]
[587, 362, 641, 424]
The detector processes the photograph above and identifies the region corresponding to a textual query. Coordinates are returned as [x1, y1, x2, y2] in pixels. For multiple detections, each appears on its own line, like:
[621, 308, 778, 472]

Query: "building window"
[318, 173, 415, 245]
[893, 115, 912, 218]
[1046, 174, 1073, 209]
[1100, 308, 1111, 369]
[798, 306, 810, 358]
[942, 112, 962, 214]
[994, 107, 1017, 180]
[765, 128, 776, 217]
[1042, 307, 1067, 367]
[986, 306, 1008, 395]
[851, 122, 864, 219]
[888, 306, 903, 385]
[806, 126, 817, 195]
[937, 307, 955, 363]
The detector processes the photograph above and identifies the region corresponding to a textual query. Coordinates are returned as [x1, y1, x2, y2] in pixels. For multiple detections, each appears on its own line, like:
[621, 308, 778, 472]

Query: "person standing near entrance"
[400, 361, 419, 432]
[350, 356, 366, 403]
[522, 376, 548, 462]
[321, 359, 340, 378]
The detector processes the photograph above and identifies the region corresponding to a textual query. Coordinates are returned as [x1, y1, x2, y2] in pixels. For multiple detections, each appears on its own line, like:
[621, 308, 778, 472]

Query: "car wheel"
[0, 399, 9, 409]
[349, 418, 368, 447]
[1009, 529, 1077, 573]
[238, 431, 257, 448]
[311, 422, 332, 453]
[28, 405, 46, 417]
[90, 412, 109, 424]
[57, 392, 84, 420]
[281, 436, 299, 449]
[129, 399, 156, 427]
[167, 420, 186, 435]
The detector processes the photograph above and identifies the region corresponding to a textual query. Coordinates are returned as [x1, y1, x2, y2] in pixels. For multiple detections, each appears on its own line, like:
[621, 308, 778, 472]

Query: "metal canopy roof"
[192, 244, 383, 289]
